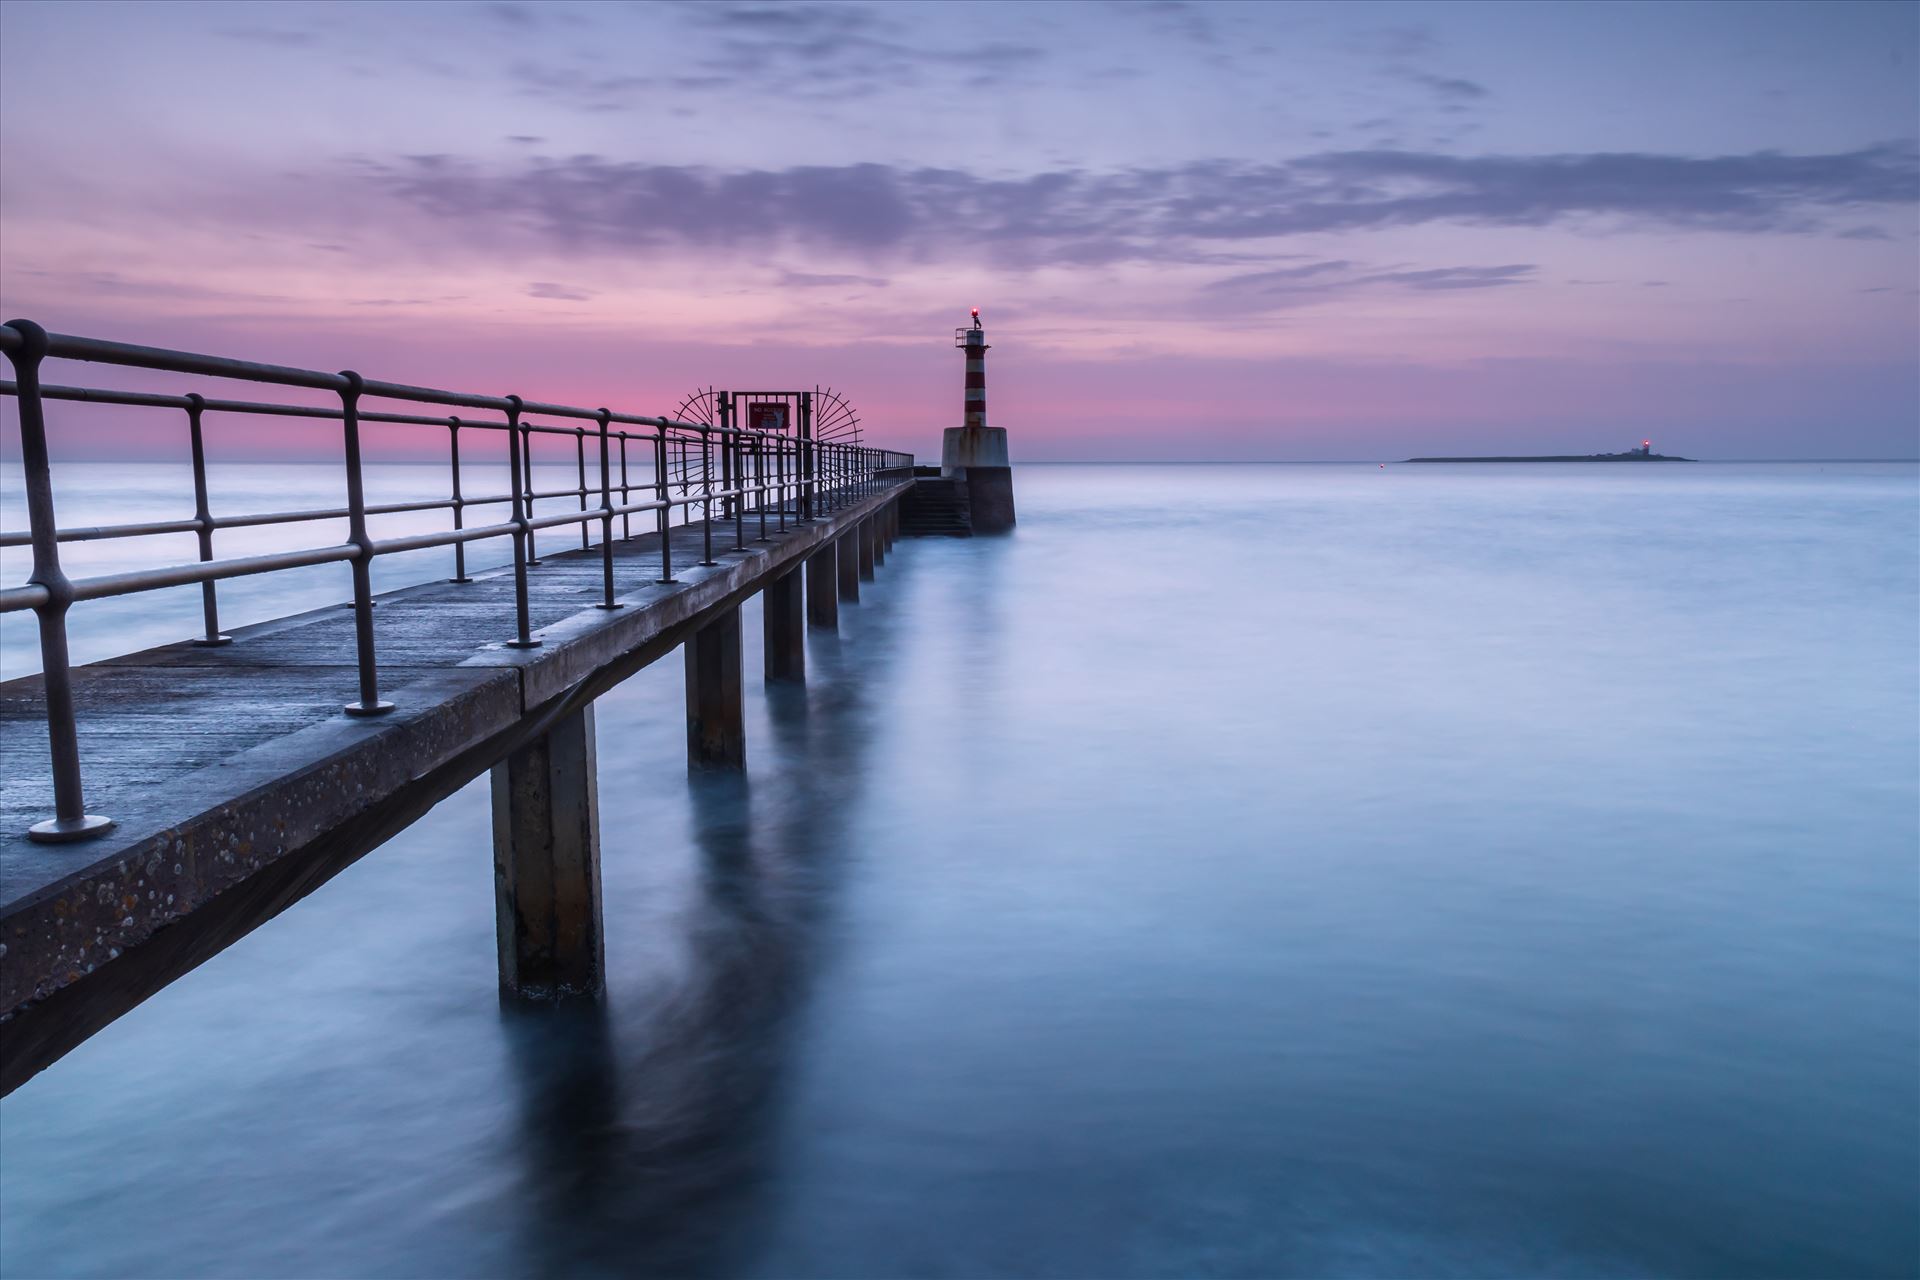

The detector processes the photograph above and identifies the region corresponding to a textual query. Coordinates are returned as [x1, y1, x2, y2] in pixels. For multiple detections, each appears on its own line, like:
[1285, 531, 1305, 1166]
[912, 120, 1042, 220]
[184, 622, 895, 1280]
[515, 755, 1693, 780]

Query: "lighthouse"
[941, 307, 1016, 532]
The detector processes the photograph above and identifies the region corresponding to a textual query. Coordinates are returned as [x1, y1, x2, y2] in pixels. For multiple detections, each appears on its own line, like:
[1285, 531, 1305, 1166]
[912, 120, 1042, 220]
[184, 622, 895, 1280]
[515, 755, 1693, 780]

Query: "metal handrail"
[0, 319, 913, 843]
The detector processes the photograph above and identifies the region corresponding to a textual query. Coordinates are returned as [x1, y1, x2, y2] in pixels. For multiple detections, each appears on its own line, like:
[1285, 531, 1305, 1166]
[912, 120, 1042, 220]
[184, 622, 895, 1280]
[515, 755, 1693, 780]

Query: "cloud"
[351, 144, 1920, 267]
[11, 268, 298, 306]
[218, 26, 316, 47]
[776, 270, 889, 289]
[1199, 259, 1535, 311]
[527, 281, 595, 301]
[1345, 25, 1439, 59]
[479, 1, 536, 25]
[1837, 225, 1892, 240]
[1108, 0, 1218, 46]
[1372, 264, 1533, 289]
[1406, 71, 1489, 101]
[647, 1, 1048, 102]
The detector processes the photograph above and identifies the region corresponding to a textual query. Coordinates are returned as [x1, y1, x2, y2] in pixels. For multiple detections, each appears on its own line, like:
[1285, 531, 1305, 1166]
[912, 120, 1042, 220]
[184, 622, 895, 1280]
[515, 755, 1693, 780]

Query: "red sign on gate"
[747, 402, 788, 434]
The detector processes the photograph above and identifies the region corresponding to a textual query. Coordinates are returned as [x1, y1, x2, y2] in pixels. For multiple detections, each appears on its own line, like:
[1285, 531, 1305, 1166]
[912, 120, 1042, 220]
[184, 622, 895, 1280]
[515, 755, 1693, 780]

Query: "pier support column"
[685, 605, 745, 770]
[859, 518, 876, 580]
[807, 542, 838, 630]
[872, 513, 887, 568]
[492, 704, 603, 999]
[837, 529, 860, 602]
[763, 564, 805, 683]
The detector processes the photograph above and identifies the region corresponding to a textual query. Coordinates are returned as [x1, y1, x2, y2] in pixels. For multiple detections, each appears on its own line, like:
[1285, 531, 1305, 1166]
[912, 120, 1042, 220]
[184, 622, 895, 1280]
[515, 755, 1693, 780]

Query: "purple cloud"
[347, 144, 1919, 267]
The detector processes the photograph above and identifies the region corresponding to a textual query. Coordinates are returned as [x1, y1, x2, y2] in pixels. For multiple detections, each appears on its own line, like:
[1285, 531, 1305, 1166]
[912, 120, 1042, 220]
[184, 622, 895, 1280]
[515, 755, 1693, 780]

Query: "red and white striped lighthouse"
[941, 307, 1015, 531]
[962, 306, 988, 431]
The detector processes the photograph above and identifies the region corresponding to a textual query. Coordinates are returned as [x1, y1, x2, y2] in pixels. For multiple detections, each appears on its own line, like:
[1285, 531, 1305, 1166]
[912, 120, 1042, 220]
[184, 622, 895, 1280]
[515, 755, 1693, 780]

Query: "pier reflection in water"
[503, 613, 905, 1279]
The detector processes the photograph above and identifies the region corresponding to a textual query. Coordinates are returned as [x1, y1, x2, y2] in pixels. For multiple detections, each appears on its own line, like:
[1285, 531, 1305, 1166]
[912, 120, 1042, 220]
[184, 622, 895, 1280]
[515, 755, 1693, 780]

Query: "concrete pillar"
[762, 564, 805, 683]
[837, 529, 860, 602]
[807, 542, 838, 630]
[685, 605, 745, 769]
[492, 704, 603, 999]
[859, 518, 876, 580]
[872, 512, 887, 568]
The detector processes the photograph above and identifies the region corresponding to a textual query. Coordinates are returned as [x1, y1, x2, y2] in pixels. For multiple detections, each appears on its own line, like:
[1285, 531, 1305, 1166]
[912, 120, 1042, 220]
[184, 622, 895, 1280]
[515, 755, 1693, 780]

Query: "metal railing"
[0, 320, 913, 843]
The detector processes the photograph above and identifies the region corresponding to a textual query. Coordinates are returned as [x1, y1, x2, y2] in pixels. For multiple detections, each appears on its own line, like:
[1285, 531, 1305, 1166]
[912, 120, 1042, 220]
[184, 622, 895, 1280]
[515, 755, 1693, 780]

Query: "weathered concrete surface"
[762, 565, 805, 684]
[492, 703, 603, 999]
[0, 481, 908, 1093]
[684, 606, 744, 770]
[806, 544, 838, 631]
[963, 466, 1017, 533]
[837, 529, 861, 602]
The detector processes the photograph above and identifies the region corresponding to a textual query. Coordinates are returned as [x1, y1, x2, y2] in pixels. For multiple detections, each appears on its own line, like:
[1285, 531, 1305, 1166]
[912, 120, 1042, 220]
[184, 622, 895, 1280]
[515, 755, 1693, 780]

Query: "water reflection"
[3, 466, 1914, 1279]
[502, 607, 897, 1279]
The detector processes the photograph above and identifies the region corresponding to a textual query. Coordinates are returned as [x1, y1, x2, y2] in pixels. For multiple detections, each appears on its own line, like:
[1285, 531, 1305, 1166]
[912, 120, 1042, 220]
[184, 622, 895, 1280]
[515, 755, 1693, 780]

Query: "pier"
[0, 322, 917, 1093]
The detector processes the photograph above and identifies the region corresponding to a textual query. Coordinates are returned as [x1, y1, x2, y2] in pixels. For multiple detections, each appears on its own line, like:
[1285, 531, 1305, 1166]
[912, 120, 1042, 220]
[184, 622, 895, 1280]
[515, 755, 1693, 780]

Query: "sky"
[0, 0, 1916, 460]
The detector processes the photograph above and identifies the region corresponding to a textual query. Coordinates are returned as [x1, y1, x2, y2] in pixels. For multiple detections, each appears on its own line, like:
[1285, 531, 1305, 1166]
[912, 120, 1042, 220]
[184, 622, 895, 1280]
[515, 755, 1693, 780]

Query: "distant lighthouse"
[941, 307, 1016, 532]
[962, 306, 988, 430]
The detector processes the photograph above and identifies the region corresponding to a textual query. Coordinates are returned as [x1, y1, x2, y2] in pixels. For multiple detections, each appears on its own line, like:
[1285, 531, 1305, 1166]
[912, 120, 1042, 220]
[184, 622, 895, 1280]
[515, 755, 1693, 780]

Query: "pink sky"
[2, 1, 1916, 460]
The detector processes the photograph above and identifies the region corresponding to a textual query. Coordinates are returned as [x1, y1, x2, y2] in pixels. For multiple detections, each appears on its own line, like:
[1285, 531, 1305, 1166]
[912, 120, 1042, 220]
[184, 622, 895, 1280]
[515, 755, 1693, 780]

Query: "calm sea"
[2, 461, 1916, 1279]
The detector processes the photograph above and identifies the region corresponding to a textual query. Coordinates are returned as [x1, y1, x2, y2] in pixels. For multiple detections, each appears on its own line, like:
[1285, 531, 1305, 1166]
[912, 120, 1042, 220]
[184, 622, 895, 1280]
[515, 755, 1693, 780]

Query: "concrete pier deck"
[0, 480, 910, 1092]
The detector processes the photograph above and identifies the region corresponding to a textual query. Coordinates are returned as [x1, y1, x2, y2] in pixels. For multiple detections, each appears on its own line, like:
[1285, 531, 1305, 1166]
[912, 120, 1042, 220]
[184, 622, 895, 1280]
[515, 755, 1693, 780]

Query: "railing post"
[718, 391, 735, 518]
[653, 427, 675, 584]
[754, 436, 769, 542]
[6, 319, 113, 842]
[798, 390, 814, 521]
[731, 429, 746, 552]
[521, 413, 540, 565]
[183, 393, 230, 646]
[618, 433, 632, 540]
[699, 427, 716, 566]
[773, 433, 786, 534]
[448, 416, 473, 583]
[504, 395, 540, 649]
[575, 426, 590, 551]
[338, 371, 393, 717]
[595, 410, 619, 610]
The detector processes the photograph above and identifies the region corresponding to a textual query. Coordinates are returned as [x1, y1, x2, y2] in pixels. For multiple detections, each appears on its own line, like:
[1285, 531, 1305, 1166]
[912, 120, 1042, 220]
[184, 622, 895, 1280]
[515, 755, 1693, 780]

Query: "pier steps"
[900, 477, 972, 537]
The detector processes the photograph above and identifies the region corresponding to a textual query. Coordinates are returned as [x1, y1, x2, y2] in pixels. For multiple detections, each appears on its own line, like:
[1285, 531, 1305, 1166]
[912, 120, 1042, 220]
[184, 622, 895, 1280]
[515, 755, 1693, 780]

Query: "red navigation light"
[970, 307, 980, 317]
[1643, 439, 1651, 447]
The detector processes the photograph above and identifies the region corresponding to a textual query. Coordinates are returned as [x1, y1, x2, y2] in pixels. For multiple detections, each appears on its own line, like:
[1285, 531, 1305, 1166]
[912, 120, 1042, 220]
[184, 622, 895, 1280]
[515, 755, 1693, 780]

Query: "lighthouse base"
[940, 426, 1016, 533]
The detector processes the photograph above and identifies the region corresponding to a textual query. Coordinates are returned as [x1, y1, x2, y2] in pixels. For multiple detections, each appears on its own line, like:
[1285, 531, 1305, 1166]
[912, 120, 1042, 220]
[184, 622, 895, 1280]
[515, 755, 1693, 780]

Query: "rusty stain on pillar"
[837, 529, 860, 602]
[807, 542, 838, 629]
[491, 703, 604, 999]
[685, 605, 745, 769]
[762, 563, 805, 683]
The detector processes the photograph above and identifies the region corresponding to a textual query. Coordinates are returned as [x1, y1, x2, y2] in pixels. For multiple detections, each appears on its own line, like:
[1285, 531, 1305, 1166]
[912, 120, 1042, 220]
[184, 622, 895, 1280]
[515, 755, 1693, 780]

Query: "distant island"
[1407, 441, 1692, 463]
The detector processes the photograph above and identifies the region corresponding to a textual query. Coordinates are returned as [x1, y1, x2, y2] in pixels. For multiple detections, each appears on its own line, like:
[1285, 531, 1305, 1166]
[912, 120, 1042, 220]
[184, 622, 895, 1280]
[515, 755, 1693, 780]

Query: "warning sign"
[747, 402, 788, 434]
